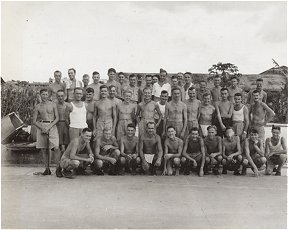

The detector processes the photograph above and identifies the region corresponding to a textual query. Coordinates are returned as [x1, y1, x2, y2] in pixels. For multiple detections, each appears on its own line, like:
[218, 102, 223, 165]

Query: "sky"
[1, 1, 287, 82]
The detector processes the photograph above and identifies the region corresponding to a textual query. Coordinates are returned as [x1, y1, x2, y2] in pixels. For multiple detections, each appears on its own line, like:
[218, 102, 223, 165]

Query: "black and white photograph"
[1, 1, 287, 229]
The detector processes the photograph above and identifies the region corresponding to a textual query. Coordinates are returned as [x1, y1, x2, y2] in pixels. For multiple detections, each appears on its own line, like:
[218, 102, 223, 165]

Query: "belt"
[40, 120, 53, 123]
[233, 120, 244, 123]
[58, 120, 66, 122]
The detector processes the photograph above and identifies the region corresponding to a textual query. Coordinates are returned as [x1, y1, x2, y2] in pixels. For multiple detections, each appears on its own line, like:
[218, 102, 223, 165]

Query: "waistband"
[233, 120, 244, 123]
[40, 120, 53, 123]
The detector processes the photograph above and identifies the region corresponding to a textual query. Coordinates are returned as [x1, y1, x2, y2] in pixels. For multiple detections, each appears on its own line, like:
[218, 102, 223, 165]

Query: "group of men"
[33, 68, 287, 178]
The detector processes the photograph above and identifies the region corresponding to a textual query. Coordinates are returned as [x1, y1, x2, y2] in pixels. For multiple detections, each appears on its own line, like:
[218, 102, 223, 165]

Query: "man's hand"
[192, 160, 197, 168]
[142, 160, 149, 171]
[125, 154, 132, 160]
[93, 130, 97, 137]
[103, 145, 112, 151]
[221, 124, 226, 131]
[131, 154, 137, 159]
[241, 133, 247, 141]
[199, 168, 204, 177]
[161, 132, 166, 139]
[164, 154, 173, 160]
[162, 168, 167, 176]
[155, 158, 161, 167]
[254, 168, 259, 177]
[180, 131, 185, 139]
[210, 153, 216, 158]
[109, 158, 117, 165]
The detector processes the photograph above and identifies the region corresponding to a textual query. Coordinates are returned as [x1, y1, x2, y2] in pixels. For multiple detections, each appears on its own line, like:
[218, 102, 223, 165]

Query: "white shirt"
[152, 82, 171, 98]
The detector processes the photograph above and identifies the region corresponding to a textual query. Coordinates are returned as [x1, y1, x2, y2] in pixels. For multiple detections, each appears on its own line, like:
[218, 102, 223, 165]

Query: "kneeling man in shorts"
[162, 126, 183, 176]
[139, 122, 163, 175]
[222, 127, 242, 175]
[181, 127, 205, 176]
[60, 128, 94, 178]
[93, 128, 120, 175]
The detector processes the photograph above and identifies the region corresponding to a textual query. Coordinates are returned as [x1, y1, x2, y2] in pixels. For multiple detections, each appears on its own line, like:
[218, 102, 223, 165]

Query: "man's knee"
[237, 155, 243, 162]
[173, 157, 180, 167]
[260, 157, 267, 164]
[181, 157, 187, 165]
[96, 159, 103, 169]
[205, 157, 210, 164]
[216, 155, 223, 163]
[279, 154, 287, 163]
[119, 157, 126, 165]
[222, 159, 227, 165]
[210, 158, 217, 165]
[242, 159, 249, 166]
[71, 160, 80, 169]
[112, 149, 120, 158]
[136, 157, 141, 164]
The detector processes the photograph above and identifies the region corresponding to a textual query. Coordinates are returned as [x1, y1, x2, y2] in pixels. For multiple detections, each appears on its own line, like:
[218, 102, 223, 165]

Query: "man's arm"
[136, 104, 141, 125]
[70, 140, 92, 162]
[247, 91, 252, 104]
[215, 102, 224, 129]
[254, 139, 264, 157]
[262, 102, 275, 124]
[154, 103, 162, 127]
[199, 138, 205, 169]
[244, 139, 259, 176]
[112, 104, 117, 136]
[228, 102, 234, 118]
[243, 106, 249, 134]
[65, 103, 73, 126]
[262, 91, 267, 103]
[180, 104, 187, 139]
[265, 138, 270, 158]
[47, 102, 59, 131]
[182, 137, 194, 161]
[229, 136, 241, 158]
[120, 137, 127, 157]
[175, 139, 183, 158]
[156, 135, 163, 160]
[222, 140, 227, 159]
[93, 102, 98, 136]
[162, 104, 169, 136]
[32, 105, 43, 131]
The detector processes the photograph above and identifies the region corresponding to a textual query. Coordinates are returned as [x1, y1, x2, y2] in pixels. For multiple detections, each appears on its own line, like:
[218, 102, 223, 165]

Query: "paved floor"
[1, 166, 287, 229]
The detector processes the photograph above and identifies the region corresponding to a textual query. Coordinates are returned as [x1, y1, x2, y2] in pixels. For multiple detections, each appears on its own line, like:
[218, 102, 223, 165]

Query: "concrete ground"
[1, 166, 287, 229]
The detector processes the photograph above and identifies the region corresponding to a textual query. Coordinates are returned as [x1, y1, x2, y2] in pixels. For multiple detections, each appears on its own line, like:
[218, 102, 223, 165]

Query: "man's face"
[147, 123, 155, 135]
[68, 70, 75, 80]
[225, 129, 234, 140]
[177, 74, 184, 84]
[118, 74, 125, 84]
[160, 73, 166, 82]
[250, 132, 259, 142]
[256, 81, 262, 90]
[200, 82, 206, 91]
[82, 76, 89, 86]
[191, 130, 199, 140]
[172, 89, 181, 101]
[127, 127, 135, 137]
[54, 72, 61, 82]
[40, 91, 49, 102]
[129, 77, 137, 87]
[100, 88, 108, 98]
[137, 76, 142, 85]
[221, 90, 228, 100]
[92, 74, 100, 84]
[109, 87, 117, 98]
[74, 89, 83, 101]
[272, 129, 281, 139]
[203, 95, 211, 105]
[231, 78, 238, 87]
[152, 77, 158, 84]
[207, 128, 216, 138]
[234, 96, 242, 105]
[253, 92, 259, 102]
[171, 78, 178, 86]
[214, 77, 221, 87]
[188, 89, 196, 99]
[145, 77, 152, 86]
[56, 91, 65, 103]
[82, 131, 92, 143]
[160, 93, 168, 103]
[86, 92, 94, 101]
[103, 129, 112, 140]
[124, 92, 132, 102]
[143, 89, 152, 100]
[167, 128, 176, 139]
[108, 71, 116, 81]
[184, 74, 191, 83]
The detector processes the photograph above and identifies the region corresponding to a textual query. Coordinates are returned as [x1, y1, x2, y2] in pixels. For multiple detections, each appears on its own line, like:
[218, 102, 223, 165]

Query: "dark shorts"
[57, 121, 69, 145]
[215, 117, 232, 137]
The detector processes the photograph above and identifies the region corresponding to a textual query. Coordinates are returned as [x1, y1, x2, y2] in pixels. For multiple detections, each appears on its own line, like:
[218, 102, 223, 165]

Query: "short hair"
[200, 80, 207, 84]
[146, 121, 155, 128]
[118, 72, 125, 76]
[250, 128, 258, 134]
[214, 75, 221, 79]
[256, 78, 263, 82]
[184, 72, 191, 76]
[191, 127, 199, 132]
[143, 87, 152, 93]
[123, 89, 132, 95]
[234, 93, 242, 98]
[74, 87, 83, 92]
[225, 126, 234, 132]
[203, 92, 211, 98]
[230, 76, 238, 81]
[171, 75, 178, 80]
[188, 86, 196, 91]
[207, 125, 217, 131]
[153, 74, 160, 80]
[127, 123, 136, 130]
[221, 87, 228, 92]
[177, 72, 184, 76]
[272, 125, 281, 131]
[57, 89, 65, 94]
[82, 127, 92, 133]
[82, 74, 89, 79]
[160, 68, 167, 74]
[86, 87, 94, 94]
[40, 88, 48, 94]
[137, 74, 143, 79]
[108, 68, 116, 74]
[68, 68, 76, 74]
[171, 86, 181, 93]
[253, 89, 260, 94]
[92, 71, 99, 76]
[166, 126, 175, 131]
[160, 90, 168, 95]
[54, 70, 61, 76]
[129, 74, 136, 79]
[100, 85, 108, 90]
[145, 74, 152, 79]
[108, 85, 116, 91]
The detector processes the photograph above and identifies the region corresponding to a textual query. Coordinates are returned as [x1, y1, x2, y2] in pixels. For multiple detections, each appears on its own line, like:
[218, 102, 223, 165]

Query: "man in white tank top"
[232, 93, 249, 141]
[66, 88, 87, 141]
[155, 90, 168, 138]
[265, 125, 287, 176]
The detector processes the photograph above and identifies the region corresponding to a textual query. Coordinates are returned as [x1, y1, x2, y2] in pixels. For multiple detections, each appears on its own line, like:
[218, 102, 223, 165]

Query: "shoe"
[42, 168, 52, 176]
[233, 170, 241, 176]
[55, 167, 63, 178]
[275, 171, 281, 176]
[108, 170, 117, 176]
[94, 169, 104, 175]
[204, 170, 209, 175]
[76, 168, 88, 175]
[184, 170, 190, 175]
[241, 167, 247, 176]
[213, 169, 220, 175]
[222, 168, 227, 174]
[62, 169, 74, 179]
[273, 167, 277, 172]
[131, 170, 137, 176]
[125, 167, 131, 173]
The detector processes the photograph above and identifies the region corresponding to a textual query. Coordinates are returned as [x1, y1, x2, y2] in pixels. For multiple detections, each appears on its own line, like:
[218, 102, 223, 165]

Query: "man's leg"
[275, 154, 287, 176]
[108, 149, 120, 175]
[212, 155, 222, 175]
[60, 158, 80, 178]
[173, 157, 181, 176]
[53, 147, 63, 177]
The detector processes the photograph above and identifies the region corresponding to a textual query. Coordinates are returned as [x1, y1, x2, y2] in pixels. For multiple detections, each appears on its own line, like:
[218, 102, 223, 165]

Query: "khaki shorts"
[69, 127, 83, 141]
[96, 119, 113, 137]
[117, 119, 133, 140]
[233, 121, 244, 137]
[166, 121, 183, 137]
[36, 123, 59, 149]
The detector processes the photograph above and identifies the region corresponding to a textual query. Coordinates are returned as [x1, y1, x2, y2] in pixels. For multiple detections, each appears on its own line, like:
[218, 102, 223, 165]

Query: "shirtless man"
[163, 87, 187, 139]
[94, 85, 117, 138]
[210, 75, 222, 103]
[33, 88, 61, 176]
[139, 122, 163, 175]
[215, 88, 234, 137]
[197, 80, 211, 102]
[48, 70, 66, 102]
[265, 125, 287, 176]
[93, 128, 120, 175]
[249, 90, 275, 142]
[85, 87, 96, 131]
[109, 85, 122, 107]
[227, 76, 243, 103]
[81, 74, 90, 101]
[116, 90, 137, 140]
[204, 125, 223, 175]
[56, 90, 69, 154]
[122, 74, 140, 103]
[106, 68, 121, 97]
[139, 75, 153, 102]
[171, 75, 185, 101]
[87, 71, 103, 101]
[177, 72, 186, 101]
[137, 87, 162, 137]
[60, 128, 94, 178]
[247, 78, 267, 104]
[155, 90, 168, 137]
[181, 127, 205, 176]
[243, 128, 266, 176]
[232, 93, 249, 141]
[183, 72, 194, 100]
[162, 126, 183, 176]
[185, 87, 201, 135]
[65, 68, 82, 102]
[198, 93, 216, 137]
[66, 88, 87, 141]
[118, 72, 129, 100]
[119, 123, 140, 175]
[222, 127, 242, 175]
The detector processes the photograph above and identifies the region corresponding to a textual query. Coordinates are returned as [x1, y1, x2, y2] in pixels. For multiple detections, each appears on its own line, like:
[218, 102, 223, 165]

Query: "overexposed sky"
[1, 1, 287, 82]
